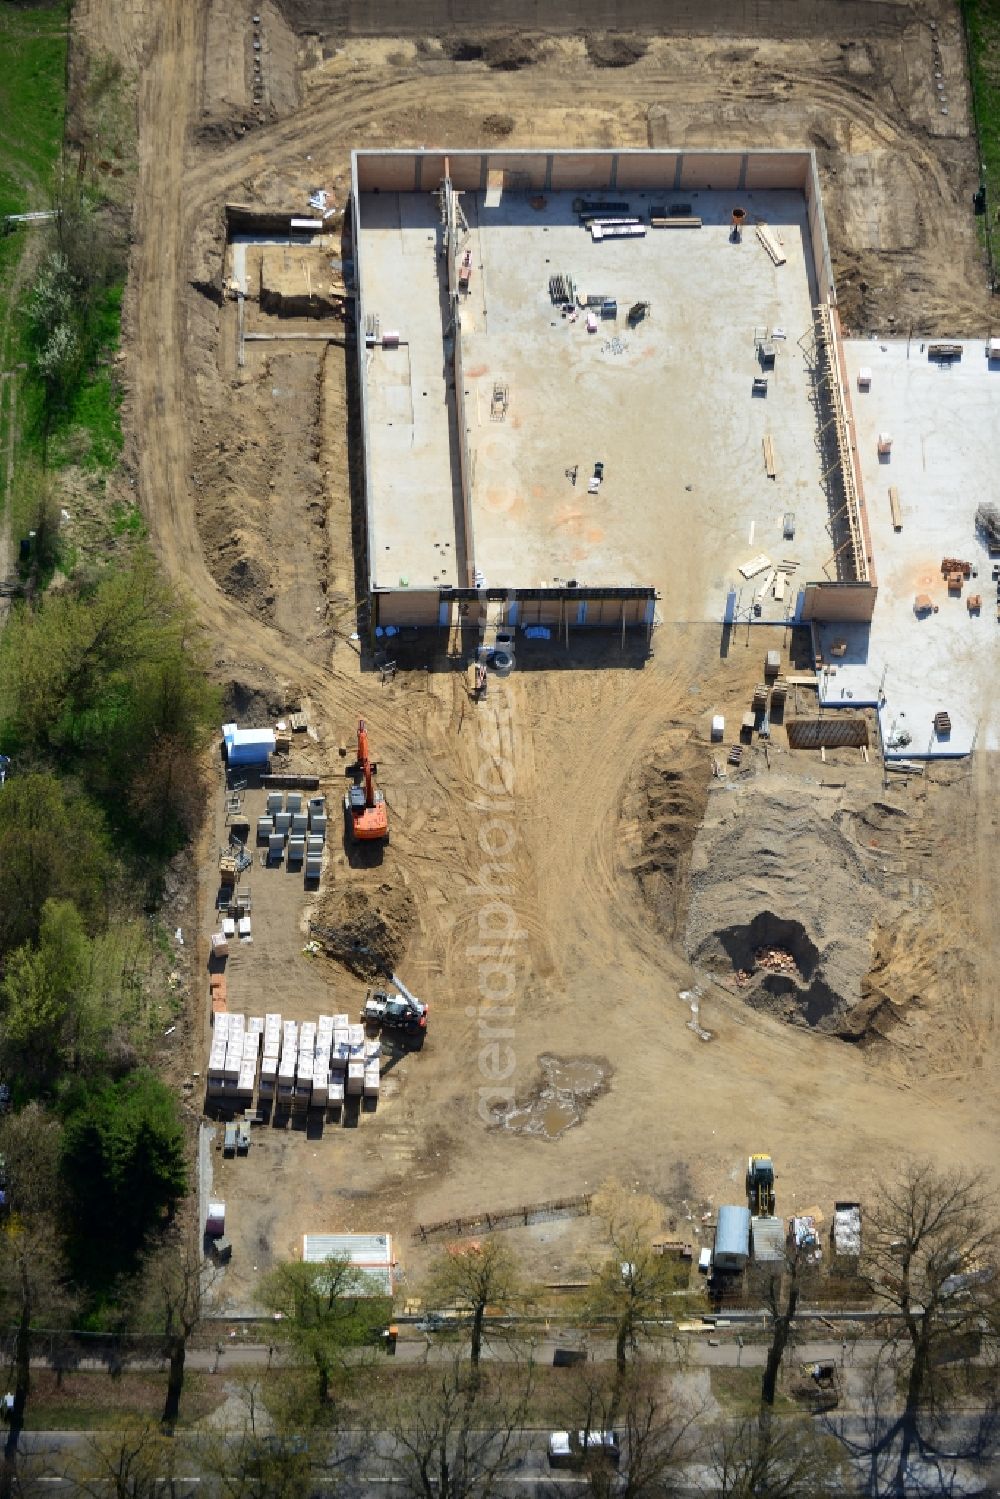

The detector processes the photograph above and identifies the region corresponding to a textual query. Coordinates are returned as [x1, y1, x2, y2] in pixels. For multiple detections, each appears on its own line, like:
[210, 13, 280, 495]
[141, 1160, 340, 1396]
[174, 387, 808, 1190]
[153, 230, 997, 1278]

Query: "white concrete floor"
[827, 339, 1000, 756]
[357, 187, 834, 619]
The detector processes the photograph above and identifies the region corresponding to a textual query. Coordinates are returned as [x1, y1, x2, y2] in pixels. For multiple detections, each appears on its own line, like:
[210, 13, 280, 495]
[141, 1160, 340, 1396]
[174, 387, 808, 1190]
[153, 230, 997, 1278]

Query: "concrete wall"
[350, 159, 379, 597]
[801, 582, 878, 623]
[376, 590, 441, 627]
[334, 0, 909, 39]
[358, 149, 832, 207]
[805, 155, 835, 305]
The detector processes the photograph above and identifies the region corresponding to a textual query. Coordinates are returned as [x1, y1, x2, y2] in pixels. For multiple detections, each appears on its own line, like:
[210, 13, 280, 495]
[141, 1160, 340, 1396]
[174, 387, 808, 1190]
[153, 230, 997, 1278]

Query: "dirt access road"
[73, 0, 1000, 1291]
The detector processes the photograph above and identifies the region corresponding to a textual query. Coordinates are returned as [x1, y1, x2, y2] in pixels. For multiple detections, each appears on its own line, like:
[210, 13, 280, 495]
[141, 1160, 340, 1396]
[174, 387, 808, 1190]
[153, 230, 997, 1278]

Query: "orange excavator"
[345, 719, 388, 842]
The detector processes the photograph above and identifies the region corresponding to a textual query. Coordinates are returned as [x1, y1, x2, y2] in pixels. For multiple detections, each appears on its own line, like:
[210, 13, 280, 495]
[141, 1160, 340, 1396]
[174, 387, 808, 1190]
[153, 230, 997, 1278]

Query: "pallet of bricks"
[257, 1013, 381, 1115]
[206, 1012, 261, 1106]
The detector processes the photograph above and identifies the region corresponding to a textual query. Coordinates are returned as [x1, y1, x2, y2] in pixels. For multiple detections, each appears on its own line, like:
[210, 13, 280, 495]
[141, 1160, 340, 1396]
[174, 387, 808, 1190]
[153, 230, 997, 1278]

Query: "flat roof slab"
[828, 340, 1000, 756]
[358, 186, 836, 619]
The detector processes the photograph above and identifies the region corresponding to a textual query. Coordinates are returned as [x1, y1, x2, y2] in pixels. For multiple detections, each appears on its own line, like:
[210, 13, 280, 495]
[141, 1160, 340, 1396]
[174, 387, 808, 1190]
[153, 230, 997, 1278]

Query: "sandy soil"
[68, 0, 1000, 1304]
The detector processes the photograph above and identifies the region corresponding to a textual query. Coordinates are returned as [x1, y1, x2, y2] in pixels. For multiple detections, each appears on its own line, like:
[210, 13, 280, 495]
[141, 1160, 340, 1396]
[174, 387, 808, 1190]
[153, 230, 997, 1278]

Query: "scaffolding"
[800, 304, 870, 585]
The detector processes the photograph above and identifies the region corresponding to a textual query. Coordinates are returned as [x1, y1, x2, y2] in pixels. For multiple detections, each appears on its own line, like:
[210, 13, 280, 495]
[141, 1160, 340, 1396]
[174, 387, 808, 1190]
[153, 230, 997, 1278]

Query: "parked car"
[547, 1430, 621, 1469]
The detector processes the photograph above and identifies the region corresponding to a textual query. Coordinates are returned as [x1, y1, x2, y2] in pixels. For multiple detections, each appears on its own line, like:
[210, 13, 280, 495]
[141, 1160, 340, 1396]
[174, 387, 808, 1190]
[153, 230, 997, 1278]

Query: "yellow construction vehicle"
[746, 1155, 776, 1217]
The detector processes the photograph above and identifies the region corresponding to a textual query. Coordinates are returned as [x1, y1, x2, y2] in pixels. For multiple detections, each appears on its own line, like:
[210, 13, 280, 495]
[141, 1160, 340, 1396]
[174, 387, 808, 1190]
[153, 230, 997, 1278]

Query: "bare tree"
[556, 1362, 700, 1499]
[134, 1228, 218, 1431]
[381, 1353, 534, 1499]
[425, 1238, 522, 1372]
[0, 1106, 73, 1499]
[707, 1415, 848, 1499]
[58, 1419, 175, 1499]
[857, 1163, 1000, 1490]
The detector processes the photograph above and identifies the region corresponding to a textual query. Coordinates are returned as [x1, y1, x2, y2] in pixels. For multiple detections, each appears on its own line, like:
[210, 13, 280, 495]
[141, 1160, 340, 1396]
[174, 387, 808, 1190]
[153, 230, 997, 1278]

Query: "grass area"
[24, 1370, 224, 1430]
[0, 3, 70, 482]
[48, 280, 125, 471]
[709, 1366, 797, 1416]
[963, 0, 1000, 280]
[0, 4, 69, 222]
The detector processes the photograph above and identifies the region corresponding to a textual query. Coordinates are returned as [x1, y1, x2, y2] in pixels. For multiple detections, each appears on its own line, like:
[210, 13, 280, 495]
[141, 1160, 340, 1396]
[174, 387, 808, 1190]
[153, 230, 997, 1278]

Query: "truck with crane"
[362, 975, 428, 1037]
[345, 719, 388, 842]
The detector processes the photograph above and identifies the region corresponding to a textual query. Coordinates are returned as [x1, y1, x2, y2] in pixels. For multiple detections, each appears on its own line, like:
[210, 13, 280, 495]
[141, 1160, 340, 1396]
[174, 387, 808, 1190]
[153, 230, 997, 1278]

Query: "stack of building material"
[363, 1036, 381, 1099]
[237, 1029, 259, 1099]
[207, 1015, 229, 1096]
[259, 1012, 281, 1100]
[278, 1021, 297, 1107]
[347, 1061, 365, 1096]
[211, 931, 229, 959]
[210, 972, 227, 1014]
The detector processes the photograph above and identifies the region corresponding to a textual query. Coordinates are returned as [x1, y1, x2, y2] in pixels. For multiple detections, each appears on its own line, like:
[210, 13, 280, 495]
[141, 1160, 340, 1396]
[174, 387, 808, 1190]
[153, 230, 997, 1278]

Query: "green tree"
[0, 772, 110, 956]
[0, 901, 157, 1095]
[0, 899, 88, 1092]
[60, 1072, 187, 1284]
[260, 1256, 390, 1406]
[587, 1185, 678, 1412]
[425, 1238, 522, 1373]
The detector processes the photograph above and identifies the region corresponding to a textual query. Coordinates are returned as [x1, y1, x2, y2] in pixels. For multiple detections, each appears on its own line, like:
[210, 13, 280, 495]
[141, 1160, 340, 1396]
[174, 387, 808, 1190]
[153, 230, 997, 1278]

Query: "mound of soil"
[445, 34, 543, 70]
[620, 729, 711, 939]
[585, 33, 648, 68]
[685, 777, 894, 1035]
[311, 881, 415, 979]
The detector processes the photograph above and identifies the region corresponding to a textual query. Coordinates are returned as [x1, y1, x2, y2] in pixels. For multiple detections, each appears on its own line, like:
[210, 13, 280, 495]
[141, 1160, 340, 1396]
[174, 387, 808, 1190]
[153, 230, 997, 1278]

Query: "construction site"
[71, 0, 1000, 1313]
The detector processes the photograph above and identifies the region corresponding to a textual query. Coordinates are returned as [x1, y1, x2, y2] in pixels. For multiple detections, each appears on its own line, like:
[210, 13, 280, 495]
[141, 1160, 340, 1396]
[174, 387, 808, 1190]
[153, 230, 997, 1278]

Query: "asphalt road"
[17, 1413, 1000, 1497]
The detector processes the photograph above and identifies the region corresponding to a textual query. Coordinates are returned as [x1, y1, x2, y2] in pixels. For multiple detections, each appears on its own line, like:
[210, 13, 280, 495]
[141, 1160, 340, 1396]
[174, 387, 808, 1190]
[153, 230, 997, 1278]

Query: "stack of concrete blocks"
[364, 1035, 381, 1099]
[287, 792, 307, 865]
[346, 1022, 366, 1097]
[259, 1012, 281, 1102]
[296, 1021, 317, 1109]
[313, 1014, 334, 1107]
[329, 1015, 349, 1108]
[237, 1023, 260, 1103]
[278, 1020, 297, 1109]
[207, 1011, 229, 1097]
[305, 796, 326, 882]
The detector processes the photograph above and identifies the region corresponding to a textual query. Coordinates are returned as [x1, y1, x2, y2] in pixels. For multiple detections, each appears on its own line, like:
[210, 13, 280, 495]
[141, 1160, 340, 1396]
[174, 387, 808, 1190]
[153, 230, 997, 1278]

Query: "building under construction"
[350, 148, 876, 635]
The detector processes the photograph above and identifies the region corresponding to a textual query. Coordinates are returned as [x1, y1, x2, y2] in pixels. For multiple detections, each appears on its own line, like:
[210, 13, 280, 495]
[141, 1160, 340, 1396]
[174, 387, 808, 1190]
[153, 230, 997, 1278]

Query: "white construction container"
[257, 816, 273, 842]
[310, 813, 327, 837]
[248, 1016, 264, 1038]
[237, 1061, 256, 1096]
[311, 1080, 328, 1106]
[266, 792, 283, 814]
[305, 858, 322, 880]
[287, 837, 305, 863]
[333, 1013, 349, 1028]
[348, 1024, 365, 1047]
[291, 812, 309, 835]
[308, 796, 325, 816]
[275, 811, 292, 835]
[328, 1080, 345, 1107]
[347, 1061, 365, 1096]
[278, 1052, 296, 1086]
[364, 1063, 380, 1097]
[206, 1200, 226, 1236]
[214, 1013, 230, 1040]
[268, 833, 284, 859]
[364, 1037, 381, 1060]
[285, 792, 302, 813]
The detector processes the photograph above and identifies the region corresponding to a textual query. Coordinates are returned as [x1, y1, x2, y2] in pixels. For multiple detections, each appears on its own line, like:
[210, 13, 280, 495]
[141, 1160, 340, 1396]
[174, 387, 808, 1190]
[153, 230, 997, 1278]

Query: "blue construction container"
[714, 1205, 751, 1271]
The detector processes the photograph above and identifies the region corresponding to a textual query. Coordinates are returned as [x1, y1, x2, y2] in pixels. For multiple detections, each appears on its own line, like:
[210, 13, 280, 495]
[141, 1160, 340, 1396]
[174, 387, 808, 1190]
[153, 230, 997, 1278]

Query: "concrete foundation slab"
[825, 339, 1000, 756]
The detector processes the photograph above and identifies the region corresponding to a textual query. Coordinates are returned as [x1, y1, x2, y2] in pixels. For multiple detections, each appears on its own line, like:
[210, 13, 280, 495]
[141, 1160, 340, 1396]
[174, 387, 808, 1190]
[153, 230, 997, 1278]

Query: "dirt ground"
[69, 0, 1000, 1306]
